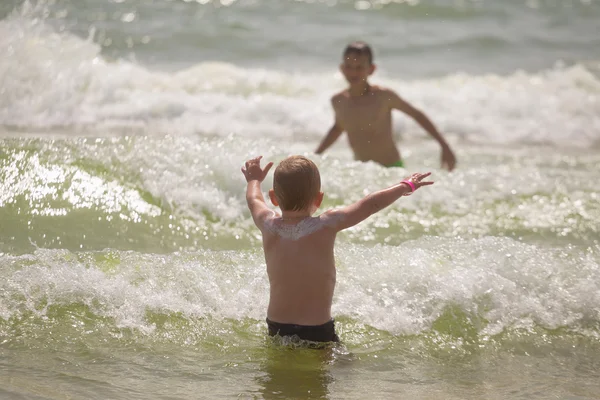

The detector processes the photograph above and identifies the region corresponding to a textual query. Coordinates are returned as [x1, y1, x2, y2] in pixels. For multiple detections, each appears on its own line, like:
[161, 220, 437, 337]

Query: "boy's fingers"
[246, 156, 261, 164]
[264, 162, 274, 175]
[420, 181, 434, 186]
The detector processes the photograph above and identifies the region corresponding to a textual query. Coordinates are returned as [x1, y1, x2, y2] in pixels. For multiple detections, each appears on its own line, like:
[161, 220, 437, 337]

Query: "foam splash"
[335, 237, 600, 337]
[1, 238, 598, 339]
[0, 248, 270, 331]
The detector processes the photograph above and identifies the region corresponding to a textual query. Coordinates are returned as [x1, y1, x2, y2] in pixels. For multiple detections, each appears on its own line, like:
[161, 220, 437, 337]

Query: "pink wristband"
[401, 180, 416, 195]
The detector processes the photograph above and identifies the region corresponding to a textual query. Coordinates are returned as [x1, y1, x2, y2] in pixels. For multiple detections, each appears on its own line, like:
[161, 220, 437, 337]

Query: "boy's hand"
[403, 172, 434, 192]
[441, 146, 456, 171]
[241, 156, 273, 183]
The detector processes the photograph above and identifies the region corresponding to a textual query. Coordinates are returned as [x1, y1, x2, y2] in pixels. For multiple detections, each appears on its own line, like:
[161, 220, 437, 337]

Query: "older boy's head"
[343, 41, 373, 65]
[272, 156, 321, 211]
[341, 41, 375, 85]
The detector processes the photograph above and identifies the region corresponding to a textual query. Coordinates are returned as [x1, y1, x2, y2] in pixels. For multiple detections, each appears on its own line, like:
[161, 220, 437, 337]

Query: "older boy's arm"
[315, 123, 343, 154]
[246, 180, 272, 229]
[389, 91, 448, 146]
[327, 173, 432, 231]
[315, 98, 344, 155]
[388, 91, 457, 171]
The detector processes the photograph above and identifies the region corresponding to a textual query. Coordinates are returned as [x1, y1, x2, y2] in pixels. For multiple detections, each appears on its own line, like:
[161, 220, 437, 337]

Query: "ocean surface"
[1, 0, 600, 399]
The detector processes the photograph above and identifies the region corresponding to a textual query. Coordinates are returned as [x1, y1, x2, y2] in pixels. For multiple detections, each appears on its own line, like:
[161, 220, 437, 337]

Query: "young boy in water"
[315, 41, 457, 171]
[241, 154, 433, 343]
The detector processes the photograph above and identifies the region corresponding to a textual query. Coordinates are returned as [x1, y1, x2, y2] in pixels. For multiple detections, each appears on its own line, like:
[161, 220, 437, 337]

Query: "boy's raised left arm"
[386, 89, 457, 171]
[241, 156, 274, 230]
[324, 172, 433, 232]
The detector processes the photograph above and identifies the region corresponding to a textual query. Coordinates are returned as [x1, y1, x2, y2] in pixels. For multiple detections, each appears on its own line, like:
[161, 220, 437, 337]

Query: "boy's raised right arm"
[241, 156, 274, 231]
[325, 173, 433, 231]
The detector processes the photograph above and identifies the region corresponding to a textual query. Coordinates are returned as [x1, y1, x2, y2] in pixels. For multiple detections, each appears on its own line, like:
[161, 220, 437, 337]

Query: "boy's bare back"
[261, 215, 339, 325]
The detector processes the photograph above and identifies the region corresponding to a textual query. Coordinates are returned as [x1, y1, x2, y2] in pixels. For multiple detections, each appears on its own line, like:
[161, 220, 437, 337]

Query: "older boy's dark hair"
[273, 156, 321, 211]
[343, 41, 374, 64]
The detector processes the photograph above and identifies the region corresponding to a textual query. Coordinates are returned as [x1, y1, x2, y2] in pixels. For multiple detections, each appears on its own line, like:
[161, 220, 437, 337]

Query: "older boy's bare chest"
[334, 94, 390, 131]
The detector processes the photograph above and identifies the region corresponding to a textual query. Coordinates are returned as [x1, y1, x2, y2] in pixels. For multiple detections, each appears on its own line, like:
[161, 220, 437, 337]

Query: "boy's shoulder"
[262, 213, 343, 240]
[330, 85, 399, 100]
[370, 85, 399, 96]
[331, 90, 349, 102]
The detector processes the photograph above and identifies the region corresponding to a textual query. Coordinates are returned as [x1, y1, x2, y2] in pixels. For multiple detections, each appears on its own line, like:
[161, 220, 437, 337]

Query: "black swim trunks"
[266, 318, 340, 343]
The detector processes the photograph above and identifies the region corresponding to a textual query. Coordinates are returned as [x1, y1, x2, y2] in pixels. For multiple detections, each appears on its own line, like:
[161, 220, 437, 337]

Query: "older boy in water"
[241, 155, 433, 343]
[316, 41, 457, 170]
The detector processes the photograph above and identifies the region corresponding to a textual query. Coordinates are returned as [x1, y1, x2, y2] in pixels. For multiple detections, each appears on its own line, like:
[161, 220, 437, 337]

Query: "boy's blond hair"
[273, 156, 321, 211]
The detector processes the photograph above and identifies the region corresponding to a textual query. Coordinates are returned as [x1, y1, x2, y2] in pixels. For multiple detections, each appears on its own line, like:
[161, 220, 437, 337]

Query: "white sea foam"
[1, 238, 598, 337]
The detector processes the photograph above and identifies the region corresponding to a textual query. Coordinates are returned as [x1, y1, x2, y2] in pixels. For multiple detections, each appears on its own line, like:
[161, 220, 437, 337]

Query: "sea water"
[1, 0, 599, 398]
